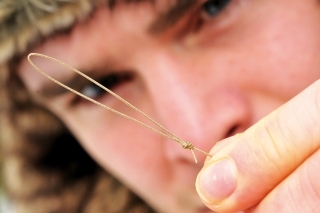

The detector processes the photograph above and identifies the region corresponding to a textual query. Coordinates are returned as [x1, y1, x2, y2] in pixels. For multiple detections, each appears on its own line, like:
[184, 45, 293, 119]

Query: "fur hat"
[0, 1, 154, 212]
[0, 0, 96, 64]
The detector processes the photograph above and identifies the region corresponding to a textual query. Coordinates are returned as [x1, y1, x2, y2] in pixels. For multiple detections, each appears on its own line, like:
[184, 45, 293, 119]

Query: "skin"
[18, 0, 320, 212]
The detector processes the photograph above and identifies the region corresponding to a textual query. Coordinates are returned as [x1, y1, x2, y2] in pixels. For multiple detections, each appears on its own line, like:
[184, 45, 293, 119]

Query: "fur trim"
[0, 0, 98, 64]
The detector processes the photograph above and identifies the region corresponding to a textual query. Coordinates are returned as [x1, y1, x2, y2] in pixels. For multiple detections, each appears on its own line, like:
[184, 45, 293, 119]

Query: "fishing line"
[28, 53, 212, 163]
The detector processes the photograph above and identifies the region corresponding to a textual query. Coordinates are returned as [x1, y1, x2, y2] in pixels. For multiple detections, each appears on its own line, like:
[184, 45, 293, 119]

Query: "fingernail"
[197, 158, 237, 203]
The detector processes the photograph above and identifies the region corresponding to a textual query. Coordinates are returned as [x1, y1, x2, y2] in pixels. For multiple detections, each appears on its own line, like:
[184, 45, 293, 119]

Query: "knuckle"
[259, 118, 295, 171]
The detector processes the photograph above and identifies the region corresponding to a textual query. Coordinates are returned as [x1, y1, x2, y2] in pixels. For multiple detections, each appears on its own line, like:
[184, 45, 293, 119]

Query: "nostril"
[226, 125, 239, 138]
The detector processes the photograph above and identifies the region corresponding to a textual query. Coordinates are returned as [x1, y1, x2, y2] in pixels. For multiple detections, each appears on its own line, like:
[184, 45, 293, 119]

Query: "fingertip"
[196, 158, 237, 205]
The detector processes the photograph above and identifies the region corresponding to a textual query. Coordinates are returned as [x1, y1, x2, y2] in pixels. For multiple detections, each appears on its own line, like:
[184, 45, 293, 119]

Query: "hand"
[196, 80, 320, 213]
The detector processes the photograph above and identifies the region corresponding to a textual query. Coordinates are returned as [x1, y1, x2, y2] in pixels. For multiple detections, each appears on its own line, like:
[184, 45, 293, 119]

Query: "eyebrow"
[148, 0, 198, 34]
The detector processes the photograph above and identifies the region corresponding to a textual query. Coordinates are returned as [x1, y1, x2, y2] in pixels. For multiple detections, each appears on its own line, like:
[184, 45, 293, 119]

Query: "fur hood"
[0, 0, 95, 64]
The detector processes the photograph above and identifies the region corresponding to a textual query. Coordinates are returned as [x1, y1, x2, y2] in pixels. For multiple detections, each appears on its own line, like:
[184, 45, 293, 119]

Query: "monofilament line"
[28, 53, 212, 163]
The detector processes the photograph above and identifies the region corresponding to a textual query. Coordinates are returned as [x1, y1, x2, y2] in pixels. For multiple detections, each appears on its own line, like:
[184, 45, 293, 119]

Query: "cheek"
[89, 124, 151, 170]
[69, 113, 160, 173]
[62, 108, 173, 195]
[199, 0, 320, 99]
[248, 2, 320, 95]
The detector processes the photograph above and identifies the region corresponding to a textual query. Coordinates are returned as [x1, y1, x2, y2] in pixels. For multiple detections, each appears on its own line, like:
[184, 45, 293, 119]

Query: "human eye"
[74, 72, 133, 105]
[175, 0, 233, 34]
[201, 0, 232, 18]
[186, 0, 239, 34]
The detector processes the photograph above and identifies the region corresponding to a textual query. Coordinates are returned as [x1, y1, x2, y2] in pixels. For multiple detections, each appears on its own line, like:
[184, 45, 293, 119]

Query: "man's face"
[19, 0, 320, 212]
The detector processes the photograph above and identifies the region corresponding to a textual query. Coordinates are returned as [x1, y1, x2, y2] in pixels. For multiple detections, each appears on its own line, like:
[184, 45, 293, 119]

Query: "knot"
[181, 141, 194, 150]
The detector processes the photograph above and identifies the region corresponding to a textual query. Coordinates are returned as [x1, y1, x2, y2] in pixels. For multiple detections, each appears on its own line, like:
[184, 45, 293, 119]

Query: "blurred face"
[18, 0, 320, 212]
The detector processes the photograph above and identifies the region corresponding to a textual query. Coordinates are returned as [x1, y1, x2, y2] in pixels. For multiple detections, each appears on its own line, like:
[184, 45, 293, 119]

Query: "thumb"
[196, 80, 320, 213]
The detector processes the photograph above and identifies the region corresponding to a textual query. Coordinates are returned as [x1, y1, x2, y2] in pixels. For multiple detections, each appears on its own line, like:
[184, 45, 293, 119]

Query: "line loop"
[27, 53, 212, 163]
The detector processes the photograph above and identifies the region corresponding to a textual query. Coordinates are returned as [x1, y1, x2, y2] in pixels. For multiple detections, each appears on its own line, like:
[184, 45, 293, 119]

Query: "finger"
[247, 147, 320, 213]
[195, 80, 320, 213]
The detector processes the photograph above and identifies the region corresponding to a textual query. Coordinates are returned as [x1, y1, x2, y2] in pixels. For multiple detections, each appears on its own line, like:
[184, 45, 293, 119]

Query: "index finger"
[196, 80, 320, 212]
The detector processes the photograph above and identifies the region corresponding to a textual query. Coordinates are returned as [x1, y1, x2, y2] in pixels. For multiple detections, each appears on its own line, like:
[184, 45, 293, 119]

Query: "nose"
[136, 51, 251, 164]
